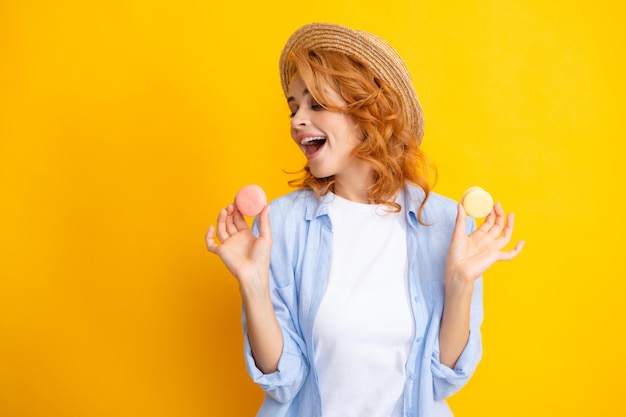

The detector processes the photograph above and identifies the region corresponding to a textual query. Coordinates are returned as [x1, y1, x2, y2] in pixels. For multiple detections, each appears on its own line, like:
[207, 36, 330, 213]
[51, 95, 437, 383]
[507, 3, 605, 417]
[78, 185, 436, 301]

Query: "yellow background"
[1, 1, 624, 416]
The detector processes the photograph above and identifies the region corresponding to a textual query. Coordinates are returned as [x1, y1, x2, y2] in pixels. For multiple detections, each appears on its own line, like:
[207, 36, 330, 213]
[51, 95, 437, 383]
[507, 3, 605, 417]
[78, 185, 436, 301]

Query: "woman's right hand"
[206, 204, 282, 373]
[205, 204, 272, 288]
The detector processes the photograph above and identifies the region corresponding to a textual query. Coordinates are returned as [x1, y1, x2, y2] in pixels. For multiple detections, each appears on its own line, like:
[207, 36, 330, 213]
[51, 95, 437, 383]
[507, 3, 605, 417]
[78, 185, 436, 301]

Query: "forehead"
[287, 76, 346, 106]
[287, 77, 306, 97]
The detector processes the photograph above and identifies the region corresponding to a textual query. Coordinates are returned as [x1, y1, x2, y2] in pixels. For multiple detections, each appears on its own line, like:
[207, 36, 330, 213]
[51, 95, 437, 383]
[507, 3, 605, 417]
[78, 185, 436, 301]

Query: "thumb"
[453, 203, 468, 238]
[257, 205, 272, 242]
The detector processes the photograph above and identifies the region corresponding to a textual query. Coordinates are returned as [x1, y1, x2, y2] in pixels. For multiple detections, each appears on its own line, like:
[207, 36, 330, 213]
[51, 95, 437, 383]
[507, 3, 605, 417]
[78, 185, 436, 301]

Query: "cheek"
[327, 113, 358, 137]
[344, 117, 362, 145]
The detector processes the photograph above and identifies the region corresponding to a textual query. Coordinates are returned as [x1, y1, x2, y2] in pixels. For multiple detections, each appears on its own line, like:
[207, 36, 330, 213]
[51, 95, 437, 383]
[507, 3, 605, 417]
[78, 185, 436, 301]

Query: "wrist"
[238, 270, 270, 299]
[444, 272, 475, 297]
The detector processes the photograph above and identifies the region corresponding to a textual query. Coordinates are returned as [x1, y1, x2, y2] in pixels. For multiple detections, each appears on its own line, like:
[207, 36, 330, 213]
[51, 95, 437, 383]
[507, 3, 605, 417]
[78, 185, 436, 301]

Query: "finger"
[495, 212, 520, 250]
[476, 206, 496, 233]
[487, 202, 505, 236]
[232, 205, 249, 231]
[499, 240, 525, 261]
[498, 212, 516, 244]
[225, 204, 238, 235]
[258, 205, 272, 242]
[205, 225, 220, 254]
[215, 208, 229, 242]
[452, 203, 468, 238]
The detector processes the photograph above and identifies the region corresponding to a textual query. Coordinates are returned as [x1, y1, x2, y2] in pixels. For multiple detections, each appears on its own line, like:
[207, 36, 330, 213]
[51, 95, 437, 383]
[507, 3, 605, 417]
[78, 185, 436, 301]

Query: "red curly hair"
[285, 49, 436, 223]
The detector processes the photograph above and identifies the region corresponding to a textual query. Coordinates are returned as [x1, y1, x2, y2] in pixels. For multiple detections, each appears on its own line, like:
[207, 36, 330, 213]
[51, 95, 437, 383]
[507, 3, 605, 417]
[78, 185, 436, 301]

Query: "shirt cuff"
[243, 330, 308, 403]
[431, 330, 482, 397]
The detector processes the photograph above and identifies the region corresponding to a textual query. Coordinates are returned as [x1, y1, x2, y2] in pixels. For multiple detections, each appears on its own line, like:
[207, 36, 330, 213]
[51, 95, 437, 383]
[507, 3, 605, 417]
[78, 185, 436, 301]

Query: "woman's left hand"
[445, 202, 525, 284]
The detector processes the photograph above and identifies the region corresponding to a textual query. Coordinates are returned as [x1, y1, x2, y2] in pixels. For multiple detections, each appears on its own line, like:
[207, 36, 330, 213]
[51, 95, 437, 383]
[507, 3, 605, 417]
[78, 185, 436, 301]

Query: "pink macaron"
[234, 184, 267, 217]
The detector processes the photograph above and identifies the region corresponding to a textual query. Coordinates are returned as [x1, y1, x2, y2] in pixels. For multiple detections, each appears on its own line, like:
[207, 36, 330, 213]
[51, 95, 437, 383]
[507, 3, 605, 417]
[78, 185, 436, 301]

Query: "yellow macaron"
[461, 186, 494, 218]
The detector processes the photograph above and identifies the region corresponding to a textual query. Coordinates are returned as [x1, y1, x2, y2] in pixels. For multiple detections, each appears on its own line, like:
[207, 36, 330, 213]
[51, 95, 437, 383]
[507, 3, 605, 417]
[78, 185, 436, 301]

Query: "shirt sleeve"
[242, 207, 310, 404]
[430, 275, 483, 400]
[430, 216, 484, 400]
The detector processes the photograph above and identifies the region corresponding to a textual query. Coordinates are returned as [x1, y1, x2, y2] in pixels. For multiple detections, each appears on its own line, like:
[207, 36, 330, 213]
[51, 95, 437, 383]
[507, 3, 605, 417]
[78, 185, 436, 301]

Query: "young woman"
[206, 23, 524, 417]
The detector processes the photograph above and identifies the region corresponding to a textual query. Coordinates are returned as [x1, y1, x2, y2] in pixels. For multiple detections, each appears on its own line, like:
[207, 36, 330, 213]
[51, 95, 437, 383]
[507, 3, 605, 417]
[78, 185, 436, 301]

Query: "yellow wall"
[1, 1, 624, 416]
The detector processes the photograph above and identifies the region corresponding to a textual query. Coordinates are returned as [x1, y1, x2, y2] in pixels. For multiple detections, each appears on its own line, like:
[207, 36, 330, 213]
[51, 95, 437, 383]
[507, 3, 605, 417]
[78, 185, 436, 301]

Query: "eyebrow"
[287, 88, 310, 104]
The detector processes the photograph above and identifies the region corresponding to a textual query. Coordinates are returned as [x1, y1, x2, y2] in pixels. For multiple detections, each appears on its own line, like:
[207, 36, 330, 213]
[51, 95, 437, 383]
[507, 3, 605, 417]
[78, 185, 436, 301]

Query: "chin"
[309, 168, 333, 179]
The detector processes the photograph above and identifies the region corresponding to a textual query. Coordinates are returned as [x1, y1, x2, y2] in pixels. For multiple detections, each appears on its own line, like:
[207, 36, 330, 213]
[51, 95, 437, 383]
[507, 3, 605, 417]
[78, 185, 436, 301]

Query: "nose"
[290, 109, 311, 129]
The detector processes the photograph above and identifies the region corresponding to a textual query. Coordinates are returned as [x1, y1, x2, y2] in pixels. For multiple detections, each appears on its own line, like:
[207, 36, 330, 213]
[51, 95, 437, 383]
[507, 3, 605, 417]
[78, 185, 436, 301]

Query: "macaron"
[234, 184, 267, 217]
[461, 186, 494, 218]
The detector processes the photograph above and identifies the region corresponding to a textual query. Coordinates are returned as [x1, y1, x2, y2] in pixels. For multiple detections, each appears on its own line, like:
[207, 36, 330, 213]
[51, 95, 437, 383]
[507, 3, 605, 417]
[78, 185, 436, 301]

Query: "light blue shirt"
[246, 184, 483, 417]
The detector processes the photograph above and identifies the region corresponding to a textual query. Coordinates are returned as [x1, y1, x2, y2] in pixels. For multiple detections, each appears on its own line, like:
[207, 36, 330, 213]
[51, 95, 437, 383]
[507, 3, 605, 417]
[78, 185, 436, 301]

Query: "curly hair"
[284, 49, 436, 223]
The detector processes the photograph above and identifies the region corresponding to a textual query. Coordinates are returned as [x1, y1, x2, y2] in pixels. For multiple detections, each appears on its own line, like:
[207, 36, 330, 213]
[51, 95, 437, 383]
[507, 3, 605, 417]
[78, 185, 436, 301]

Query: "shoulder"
[423, 192, 458, 223]
[264, 190, 323, 281]
[405, 184, 457, 223]
[414, 187, 476, 234]
[266, 189, 320, 240]
[268, 188, 317, 219]
[404, 184, 475, 234]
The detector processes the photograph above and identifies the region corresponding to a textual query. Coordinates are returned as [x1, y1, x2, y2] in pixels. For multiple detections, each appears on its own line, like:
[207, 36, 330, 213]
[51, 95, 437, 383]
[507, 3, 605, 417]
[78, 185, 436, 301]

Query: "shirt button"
[413, 296, 419, 303]
[407, 412, 414, 417]
[408, 373, 417, 380]
[415, 337, 422, 344]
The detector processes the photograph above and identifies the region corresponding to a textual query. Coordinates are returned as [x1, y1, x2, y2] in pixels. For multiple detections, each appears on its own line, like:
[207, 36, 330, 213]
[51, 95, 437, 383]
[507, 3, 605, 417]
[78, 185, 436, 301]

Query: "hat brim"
[279, 23, 424, 142]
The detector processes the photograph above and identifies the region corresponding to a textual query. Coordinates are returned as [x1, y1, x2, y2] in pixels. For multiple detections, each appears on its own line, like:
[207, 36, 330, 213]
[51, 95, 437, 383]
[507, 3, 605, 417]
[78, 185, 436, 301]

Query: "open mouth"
[301, 136, 327, 156]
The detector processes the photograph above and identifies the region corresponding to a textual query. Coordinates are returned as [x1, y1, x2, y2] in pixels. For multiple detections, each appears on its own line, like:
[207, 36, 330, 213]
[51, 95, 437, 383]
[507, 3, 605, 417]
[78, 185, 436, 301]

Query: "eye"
[288, 107, 298, 118]
[311, 102, 324, 111]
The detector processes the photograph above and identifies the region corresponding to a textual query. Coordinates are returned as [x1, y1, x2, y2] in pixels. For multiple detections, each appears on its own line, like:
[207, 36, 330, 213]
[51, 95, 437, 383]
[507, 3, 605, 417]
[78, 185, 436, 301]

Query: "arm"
[439, 202, 524, 368]
[206, 204, 282, 373]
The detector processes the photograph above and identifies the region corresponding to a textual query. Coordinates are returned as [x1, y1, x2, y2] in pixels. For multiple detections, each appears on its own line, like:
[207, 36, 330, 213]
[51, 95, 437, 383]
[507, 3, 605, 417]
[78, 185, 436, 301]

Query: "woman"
[206, 23, 524, 417]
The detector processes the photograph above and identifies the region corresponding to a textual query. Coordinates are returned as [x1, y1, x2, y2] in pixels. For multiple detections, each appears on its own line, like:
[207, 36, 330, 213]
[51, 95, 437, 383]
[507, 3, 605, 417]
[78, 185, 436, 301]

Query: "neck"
[332, 163, 373, 204]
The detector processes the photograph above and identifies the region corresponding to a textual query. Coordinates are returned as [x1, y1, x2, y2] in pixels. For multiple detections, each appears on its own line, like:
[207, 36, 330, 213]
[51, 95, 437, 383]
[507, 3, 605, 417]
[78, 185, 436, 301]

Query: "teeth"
[301, 136, 326, 145]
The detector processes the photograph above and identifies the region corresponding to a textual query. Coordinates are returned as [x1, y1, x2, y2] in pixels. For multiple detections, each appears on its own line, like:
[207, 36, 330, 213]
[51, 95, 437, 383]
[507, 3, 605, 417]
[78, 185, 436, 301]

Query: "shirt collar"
[302, 184, 425, 225]
[303, 190, 334, 220]
[403, 183, 425, 228]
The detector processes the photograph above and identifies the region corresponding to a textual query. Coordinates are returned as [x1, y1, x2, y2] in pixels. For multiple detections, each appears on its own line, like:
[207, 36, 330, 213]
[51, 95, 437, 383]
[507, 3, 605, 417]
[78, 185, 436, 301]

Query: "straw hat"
[279, 22, 424, 143]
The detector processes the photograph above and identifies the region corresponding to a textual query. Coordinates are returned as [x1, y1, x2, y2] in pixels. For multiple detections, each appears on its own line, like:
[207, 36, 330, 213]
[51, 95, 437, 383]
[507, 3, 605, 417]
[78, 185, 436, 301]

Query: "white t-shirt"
[313, 192, 414, 417]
